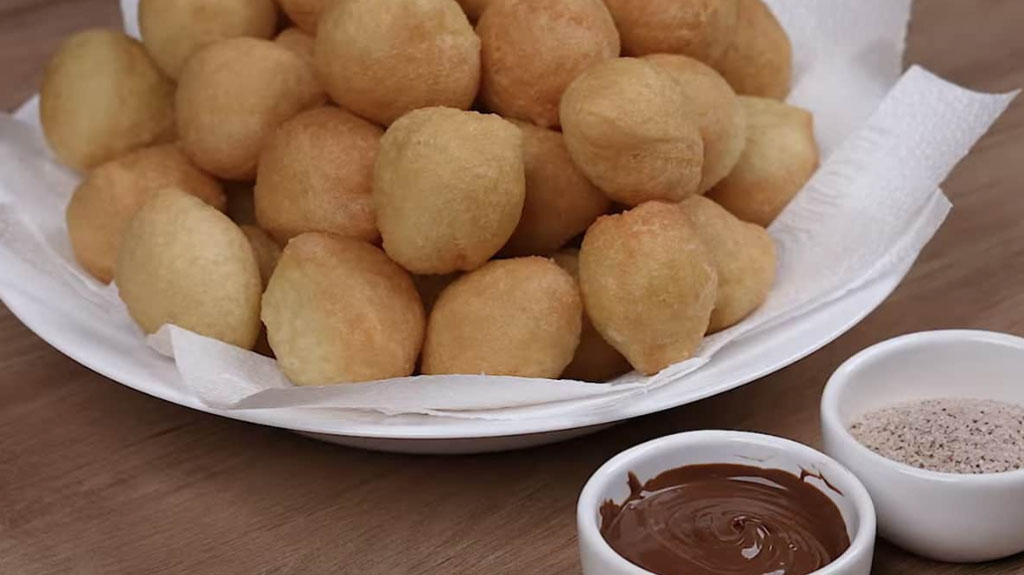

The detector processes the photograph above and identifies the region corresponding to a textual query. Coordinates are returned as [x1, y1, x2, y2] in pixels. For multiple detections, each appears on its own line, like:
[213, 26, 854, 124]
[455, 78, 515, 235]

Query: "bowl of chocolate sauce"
[578, 431, 876, 575]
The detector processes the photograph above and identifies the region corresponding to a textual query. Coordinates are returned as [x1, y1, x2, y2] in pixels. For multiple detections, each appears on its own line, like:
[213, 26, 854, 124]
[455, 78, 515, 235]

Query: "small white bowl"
[577, 430, 876, 575]
[821, 330, 1024, 563]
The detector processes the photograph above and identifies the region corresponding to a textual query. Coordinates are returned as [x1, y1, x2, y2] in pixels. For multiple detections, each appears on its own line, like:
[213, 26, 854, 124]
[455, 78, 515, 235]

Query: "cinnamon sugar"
[848, 398, 1024, 474]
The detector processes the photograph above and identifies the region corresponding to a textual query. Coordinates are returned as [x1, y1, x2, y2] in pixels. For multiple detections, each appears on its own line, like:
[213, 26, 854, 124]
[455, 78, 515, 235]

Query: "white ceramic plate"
[2, 250, 910, 453]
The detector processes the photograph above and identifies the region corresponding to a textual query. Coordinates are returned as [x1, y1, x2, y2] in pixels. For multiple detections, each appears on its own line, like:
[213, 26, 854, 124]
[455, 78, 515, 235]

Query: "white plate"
[2, 250, 910, 453]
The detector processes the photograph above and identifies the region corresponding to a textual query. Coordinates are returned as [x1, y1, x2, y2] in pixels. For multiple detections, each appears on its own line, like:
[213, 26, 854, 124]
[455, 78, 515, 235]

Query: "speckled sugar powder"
[849, 398, 1024, 474]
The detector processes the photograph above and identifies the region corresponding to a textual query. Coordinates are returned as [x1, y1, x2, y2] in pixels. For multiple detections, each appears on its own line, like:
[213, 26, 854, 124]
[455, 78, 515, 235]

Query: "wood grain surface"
[1, 1, 1023, 573]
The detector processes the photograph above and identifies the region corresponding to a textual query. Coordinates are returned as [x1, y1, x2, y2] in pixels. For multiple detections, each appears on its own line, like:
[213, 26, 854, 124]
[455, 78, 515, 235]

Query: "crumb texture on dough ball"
[559, 57, 704, 206]
[255, 107, 382, 244]
[138, 0, 278, 79]
[708, 97, 818, 226]
[713, 0, 792, 99]
[274, 27, 315, 62]
[176, 38, 325, 181]
[579, 201, 717, 375]
[644, 54, 746, 193]
[316, 0, 480, 126]
[477, 0, 620, 128]
[240, 225, 282, 288]
[603, 0, 738, 63]
[374, 107, 525, 274]
[678, 196, 776, 333]
[115, 189, 262, 349]
[40, 29, 175, 172]
[551, 249, 631, 382]
[261, 233, 425, 385]
[66, 144, 225, 284]
[502, 123, 610, 257]
[422, 257, 582, 378]
[279, 0, 327, 34]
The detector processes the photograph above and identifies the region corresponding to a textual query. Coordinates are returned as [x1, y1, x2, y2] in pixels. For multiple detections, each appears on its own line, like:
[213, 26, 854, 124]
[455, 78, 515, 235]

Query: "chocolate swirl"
[599, 464, 850, 575]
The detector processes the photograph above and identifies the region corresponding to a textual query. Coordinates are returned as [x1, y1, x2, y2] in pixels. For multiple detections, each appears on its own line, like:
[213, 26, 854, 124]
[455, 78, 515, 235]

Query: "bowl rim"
[821, 329, 1024, 484]
[576, 430, 877, 575]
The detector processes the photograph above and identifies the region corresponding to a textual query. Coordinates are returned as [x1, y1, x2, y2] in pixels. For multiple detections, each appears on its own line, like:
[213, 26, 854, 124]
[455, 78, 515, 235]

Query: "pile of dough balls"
[43, 0, 818, 385]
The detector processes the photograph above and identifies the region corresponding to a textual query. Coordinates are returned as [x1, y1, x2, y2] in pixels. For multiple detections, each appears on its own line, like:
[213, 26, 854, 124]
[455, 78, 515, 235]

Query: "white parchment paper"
[0, 0, 1016, 420]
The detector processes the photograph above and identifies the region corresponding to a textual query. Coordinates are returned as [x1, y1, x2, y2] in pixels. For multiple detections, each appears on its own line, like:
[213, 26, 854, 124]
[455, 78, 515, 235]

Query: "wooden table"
[1, 1, 1023, 573]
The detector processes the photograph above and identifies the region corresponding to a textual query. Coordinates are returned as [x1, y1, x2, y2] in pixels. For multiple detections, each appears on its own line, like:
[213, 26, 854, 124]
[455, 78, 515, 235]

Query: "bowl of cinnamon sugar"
[822, 330, 1024, 563]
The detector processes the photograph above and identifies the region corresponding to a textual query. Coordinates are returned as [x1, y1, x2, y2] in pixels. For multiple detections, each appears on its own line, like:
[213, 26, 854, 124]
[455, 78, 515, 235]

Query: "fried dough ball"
[255, 107, 381, 244]
[644, 54, 746, 193]
[603, 0, 739, 63]
[502, 123, 610, 257]
[240, 225, 282, 288]
[115, 189, 262, 348]
[579, 201, 717, 375]
[279, 0, 327, 34]
[477, 0, 619, 128]
[262, 233, 425, 385]
[551, 249, 631, 382]
[176, 38, 325, 181]
[678, 196, 776, 333]
[316, 0, 480, 126]
[65, 144, 225, 283]
[224, 182, 257, 226]
[40, 30, 175, 172]
[241, 224, 281, 357]
[713, 0, 792, 99]
[274, 27, 315, 62]
[560, 58, 704, 206]
[455, 0, 491, 21]
[708, 97, 818, 226]
[422, 257, 581, 377]
[138, 0, 278, 79]
[374, 107, 525, 274]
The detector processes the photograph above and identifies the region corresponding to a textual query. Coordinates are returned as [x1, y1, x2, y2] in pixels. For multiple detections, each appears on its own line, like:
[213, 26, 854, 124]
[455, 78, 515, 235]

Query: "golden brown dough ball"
[708, 97, 818, 226]
[255, 107, 381, 244]
[242, 221, 281, 358]
[713, 0, 792, 99]
[262, 233, 425, 385]
[66, 144, 225, 284]
[579, 201, 717, 375]
[559, 58, 704, 206]
[603, 0, 739, 63]
[477, 0, 619, 128]
[644, 54, 746, 193]
[40, 30, 175, 172]
[240, 225, 282, 288]
[551, 249, 631, 382]
[115, 189, 262, 349]
[315, 0, 480, 126]
[374, 107, 525, 274]
[678, 196, 776, 333]
[279, 0, 327, 34]
[421, 257, 581, 377]
[176, 38, 325, 181]
[138, 0, 278, 79]
[274, 27, 315, 62]
[502, 123, 609, 257]
[455, 0, 491, 21]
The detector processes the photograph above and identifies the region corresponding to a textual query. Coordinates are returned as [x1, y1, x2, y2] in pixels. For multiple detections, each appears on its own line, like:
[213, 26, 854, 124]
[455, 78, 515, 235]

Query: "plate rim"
[0, 258, 908, 441]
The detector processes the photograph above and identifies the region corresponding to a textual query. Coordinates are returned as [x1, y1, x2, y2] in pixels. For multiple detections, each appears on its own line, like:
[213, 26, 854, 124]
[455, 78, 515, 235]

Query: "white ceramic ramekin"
[821, 330, 1024, 563]
[577, 430, 876, 575]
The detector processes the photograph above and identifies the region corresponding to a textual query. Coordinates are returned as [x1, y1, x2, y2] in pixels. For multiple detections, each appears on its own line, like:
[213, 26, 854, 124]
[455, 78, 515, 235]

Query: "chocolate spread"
[599, 464, 850, 575]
